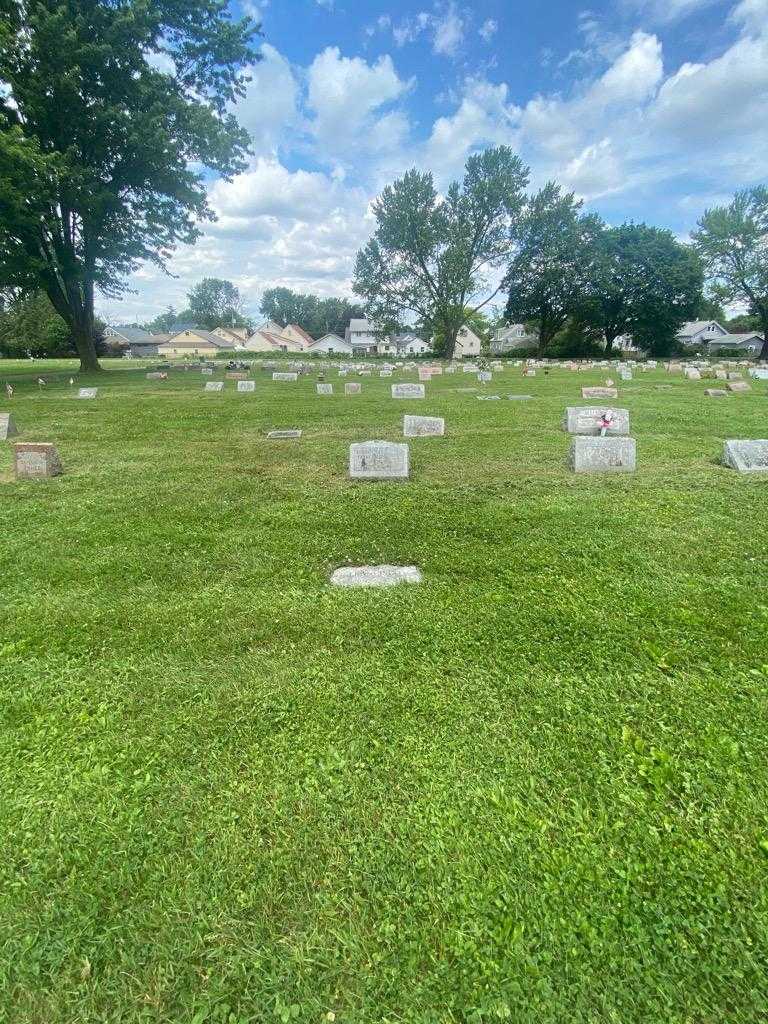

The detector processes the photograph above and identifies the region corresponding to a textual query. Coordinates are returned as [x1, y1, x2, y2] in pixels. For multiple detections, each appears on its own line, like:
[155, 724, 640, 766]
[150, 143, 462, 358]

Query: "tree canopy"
[0, 0, 260, 371]
[188, 278, 247, 330]
[504, 183, 601, 354]
[692, 187, 768, 359]
[579, 223, 703, 356]
[260, 287, 365, 339]
[353, 147, 529, 360]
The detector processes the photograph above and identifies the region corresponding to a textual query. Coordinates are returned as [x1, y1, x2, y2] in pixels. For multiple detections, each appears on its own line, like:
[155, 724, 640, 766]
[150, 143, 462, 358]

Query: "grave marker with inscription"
[563, 406, 629, 436]
[204, 382, 224, 392]
[316, 383, 334, 395]
[391, 383, 425, 399]
[570, 436, 636, 473]
[582, 386, 618, 399]
[345, 382, 361, 395]
[14, 442, 62, 479]
[723, 440, 768, 473]
[349, 440, 409, 479]
[78, 388, 98, 399]
[273, 372, 298, 382]
[237, 380, 256, 393]
[403, 415, 445, 437]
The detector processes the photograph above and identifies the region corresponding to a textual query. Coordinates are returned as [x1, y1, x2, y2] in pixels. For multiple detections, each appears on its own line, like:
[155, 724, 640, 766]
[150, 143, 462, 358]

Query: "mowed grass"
[1, 358, 767, 1023]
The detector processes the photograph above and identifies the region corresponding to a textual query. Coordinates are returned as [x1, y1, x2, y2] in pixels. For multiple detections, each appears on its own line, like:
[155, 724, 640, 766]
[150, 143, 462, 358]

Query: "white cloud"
[729, 0, 768, 35]
[432, 4, 465, 56]
[235, 45, 299, 155]
[479, 19, 498, 42]
[306, 47, 413, 156]
[623, 0, 720, 23]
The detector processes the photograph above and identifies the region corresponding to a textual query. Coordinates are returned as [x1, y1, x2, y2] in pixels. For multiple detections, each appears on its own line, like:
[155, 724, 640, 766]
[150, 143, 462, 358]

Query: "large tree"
[260, 287, 364, 339]
[503, 183, 601, 354]
[0, 0, 259, 371]
[188, 277, 246, 330]
[579, 223, 703, 355]
[692, 187, 768, 359]
[353, 146, 529, 360]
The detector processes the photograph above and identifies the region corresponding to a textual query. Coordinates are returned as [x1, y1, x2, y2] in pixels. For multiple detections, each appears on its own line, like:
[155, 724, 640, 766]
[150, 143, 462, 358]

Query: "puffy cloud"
[432, 4, 464, 56]
[479, 19, 498, 42]
[234, 45, 299, 155]
[306, 47, 413, 155]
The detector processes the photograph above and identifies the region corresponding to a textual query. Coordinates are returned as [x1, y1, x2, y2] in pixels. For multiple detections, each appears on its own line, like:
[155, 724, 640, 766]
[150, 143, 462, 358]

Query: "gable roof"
[162, 329, 230, 347]
[308, 332, 346, 347]
[678, 320, 726, 337]
[262, 331, 300, 349]
[286, 323, 315, 345]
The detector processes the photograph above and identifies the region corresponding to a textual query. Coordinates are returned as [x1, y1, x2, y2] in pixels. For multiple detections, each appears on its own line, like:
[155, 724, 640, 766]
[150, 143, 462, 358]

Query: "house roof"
[678, 321, 724, 336]
[709, 332, 763, 345]
[262, 331, 298, 349]
[163, 329, 230, 347]
[308, 333, 346, 347]
[286, 323, 315, 345]
[110, 326, 153, 343]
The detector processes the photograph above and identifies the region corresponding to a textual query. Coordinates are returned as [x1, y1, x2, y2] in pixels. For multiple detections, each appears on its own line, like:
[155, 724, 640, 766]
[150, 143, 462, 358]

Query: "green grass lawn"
[1, 358, 767, 1023]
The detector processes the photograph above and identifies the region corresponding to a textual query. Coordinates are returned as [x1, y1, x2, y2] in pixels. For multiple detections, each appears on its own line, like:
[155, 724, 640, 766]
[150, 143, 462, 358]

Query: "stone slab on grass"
[267, 430, 302, 439]
[330, 565, 422, 588]
[563, 406, 629, 436]
[582, 386, 618, 399]
[403, 415, 445, 437]
[570, 436, 636, 473]
[349, 440, 409, 479]
[14, 442, 62, 479]
[0, 413, 19, 440]
[723, 440, 768, 473]
[392, 383, 425, 399]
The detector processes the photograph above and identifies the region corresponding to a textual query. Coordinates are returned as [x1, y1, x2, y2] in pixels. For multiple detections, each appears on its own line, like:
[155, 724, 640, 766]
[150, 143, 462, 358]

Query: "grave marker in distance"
[204, 382, 224, 392]
[391, 383, 425, 399]
[722, 439, 768, 473]
[0, 413, 19, 440]
[13, 442, 63, 479]
[237, 380, 256, 393]
[316, 383, 334, 395]
[582, 386, 618, 399]
[403, 415, 445, 437]
[78, 387, 97, 399]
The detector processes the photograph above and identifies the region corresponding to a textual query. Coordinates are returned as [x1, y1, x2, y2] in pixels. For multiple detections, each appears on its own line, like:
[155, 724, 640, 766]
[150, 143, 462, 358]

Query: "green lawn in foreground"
[1, 358, 767, 1023]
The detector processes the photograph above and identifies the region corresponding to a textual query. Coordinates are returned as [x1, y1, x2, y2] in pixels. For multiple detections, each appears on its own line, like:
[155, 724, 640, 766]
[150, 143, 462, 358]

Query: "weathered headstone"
[146, 372, 167, 381]
[379, 370, 392, 377]
[391, 383, 425, 399]
[403, 414, 445, 437]
[226, 371, 249, 380]
[418, 369, 431, 382]
[0, 413, 19, 440]
[345, 382, 361, 395]
[478, 371, 492, 383]
[330, 565, 422, 587]
[705, 388, 729, 397]
[727, 372, 743, 380]
[267, 429, 302, 439]
[273, 372, 298, 382]
[506, 394, 534, 400]
[728, 381, 752, 393]
[582, 386, 618, 399]
[349, 440, 409, 479]
[563, 406, 629, 436]
[316, 383, 334, 395]
[477, 395, 501, 401]
[14, 442, 62, 479]
[570, 436, 636, 473]
[237, 380, 256, 393]
[201, 368, 214, 376]
[723, 439, 768, 473]
[684, 368, 701, 381]
[78, 387, 97, 399]
[204, 381, 224, 392]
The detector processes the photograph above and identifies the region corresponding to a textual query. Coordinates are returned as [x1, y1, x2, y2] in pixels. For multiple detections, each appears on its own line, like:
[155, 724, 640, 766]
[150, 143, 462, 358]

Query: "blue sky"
[113, 0, 768, 322]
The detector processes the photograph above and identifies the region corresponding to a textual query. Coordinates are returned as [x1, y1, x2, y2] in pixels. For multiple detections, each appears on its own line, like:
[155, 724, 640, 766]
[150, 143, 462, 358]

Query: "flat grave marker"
[345, 382, 361, 395]
[570, 436, 636, 473]
[705, 388, 729, 397]
[392, 383, 425, 399]
[273, 372, 298, 382]
[267, 429, 302, 439]
[728, 381, 752, 393]
[723, 440, 768, 473]
[14, 442, 62, 479]
[349, 440, 409, 479]
[582, 386, 618, 399]
[204, 382, 224, 392]
[78, 388, 98, 399]
[330, 565, 422, 588]
[316, 383, 334, 395]
[237, 380, 256, 393]
[403, 415, 445, 437]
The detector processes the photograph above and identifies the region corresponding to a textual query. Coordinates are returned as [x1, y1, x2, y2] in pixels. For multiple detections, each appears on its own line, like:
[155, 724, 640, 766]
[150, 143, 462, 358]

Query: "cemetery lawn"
[2, 358, 768, 1024]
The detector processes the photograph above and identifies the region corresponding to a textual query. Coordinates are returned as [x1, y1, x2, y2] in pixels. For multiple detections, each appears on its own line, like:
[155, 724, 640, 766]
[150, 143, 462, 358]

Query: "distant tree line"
[354, 148, 768, 360]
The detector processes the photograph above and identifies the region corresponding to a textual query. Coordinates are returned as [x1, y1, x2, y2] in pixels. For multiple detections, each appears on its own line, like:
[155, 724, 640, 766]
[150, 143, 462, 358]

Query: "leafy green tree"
[0, 290, 70, 356]
[725, 313, 761, 334]
[696, 295, 726, 323]
[0, 0, 259, 372]
[188, 278, 247, 330]
[428, 307, 491, 355]
[260, 287, 364, 338]
[503, 183, 601, 355]
[353, 147, 529, 360]
[579, 223, 703, 355]
[692, 187, 768, 359]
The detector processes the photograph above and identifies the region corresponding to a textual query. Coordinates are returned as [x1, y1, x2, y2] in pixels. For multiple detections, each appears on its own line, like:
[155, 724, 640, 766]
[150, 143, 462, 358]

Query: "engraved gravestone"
[705, 388, 728, 397]
[273, 372, 298, 382]
[563, 406, 629, 436]
[267, 429, 302, 439]
[722, 440, 768, 473]
[330, 565, 422, 587]
[237, 380, 256, 393]
[202, 368, 214, 375]
[349, 440, 409, 479]
[204, 382, 224, 392]
[78, 387, 97, 399]
[345, 382, 361, 395]
[392, 383, 425, 399]
[14, 442, 62, 479]
[728, 381, 752, 393]
[570, 436, 636, 473]
[582, 386, 618, 399]
[316, 383, 334, 395]
[226, 371, 249, 380]
[0, 413, 19, 440]
[403, 415, 444, 437]
[146, 372, 167, 380]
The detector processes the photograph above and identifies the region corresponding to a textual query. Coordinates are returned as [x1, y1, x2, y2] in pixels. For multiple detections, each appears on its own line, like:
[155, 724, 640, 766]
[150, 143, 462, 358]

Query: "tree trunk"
[72, 320, 102, 373]
[444, 326, 458, 361]
[604, 332, 616, 356]
[761, 327, 768, 362]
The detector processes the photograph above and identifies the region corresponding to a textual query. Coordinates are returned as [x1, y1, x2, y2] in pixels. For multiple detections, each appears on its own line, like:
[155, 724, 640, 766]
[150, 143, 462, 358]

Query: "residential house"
[490, 324, 537, 354]
[281, 323, 315, 349]
[212, 326, 252, 346]
[708, 332, 763, 355]
[454, 325, 482, 358]
[676, 321, 729, 346]
[241, 329, 304, 353]
[345, 318, 379, 353]
[157, 328, 231, 357]
[306, 333, 353, 354]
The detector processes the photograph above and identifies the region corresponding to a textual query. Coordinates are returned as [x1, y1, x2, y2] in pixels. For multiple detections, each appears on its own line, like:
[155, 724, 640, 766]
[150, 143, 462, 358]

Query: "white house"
[158, 328, 231, 357]
[454, 325, 482, 358]
[345, 318, 379, 352]
[490, 324, 537, 353]
[676, 321, 729, 346]
[307, 333, 353, 354]
[212, 326, 251, 346]
[281, 323, 315, 349]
